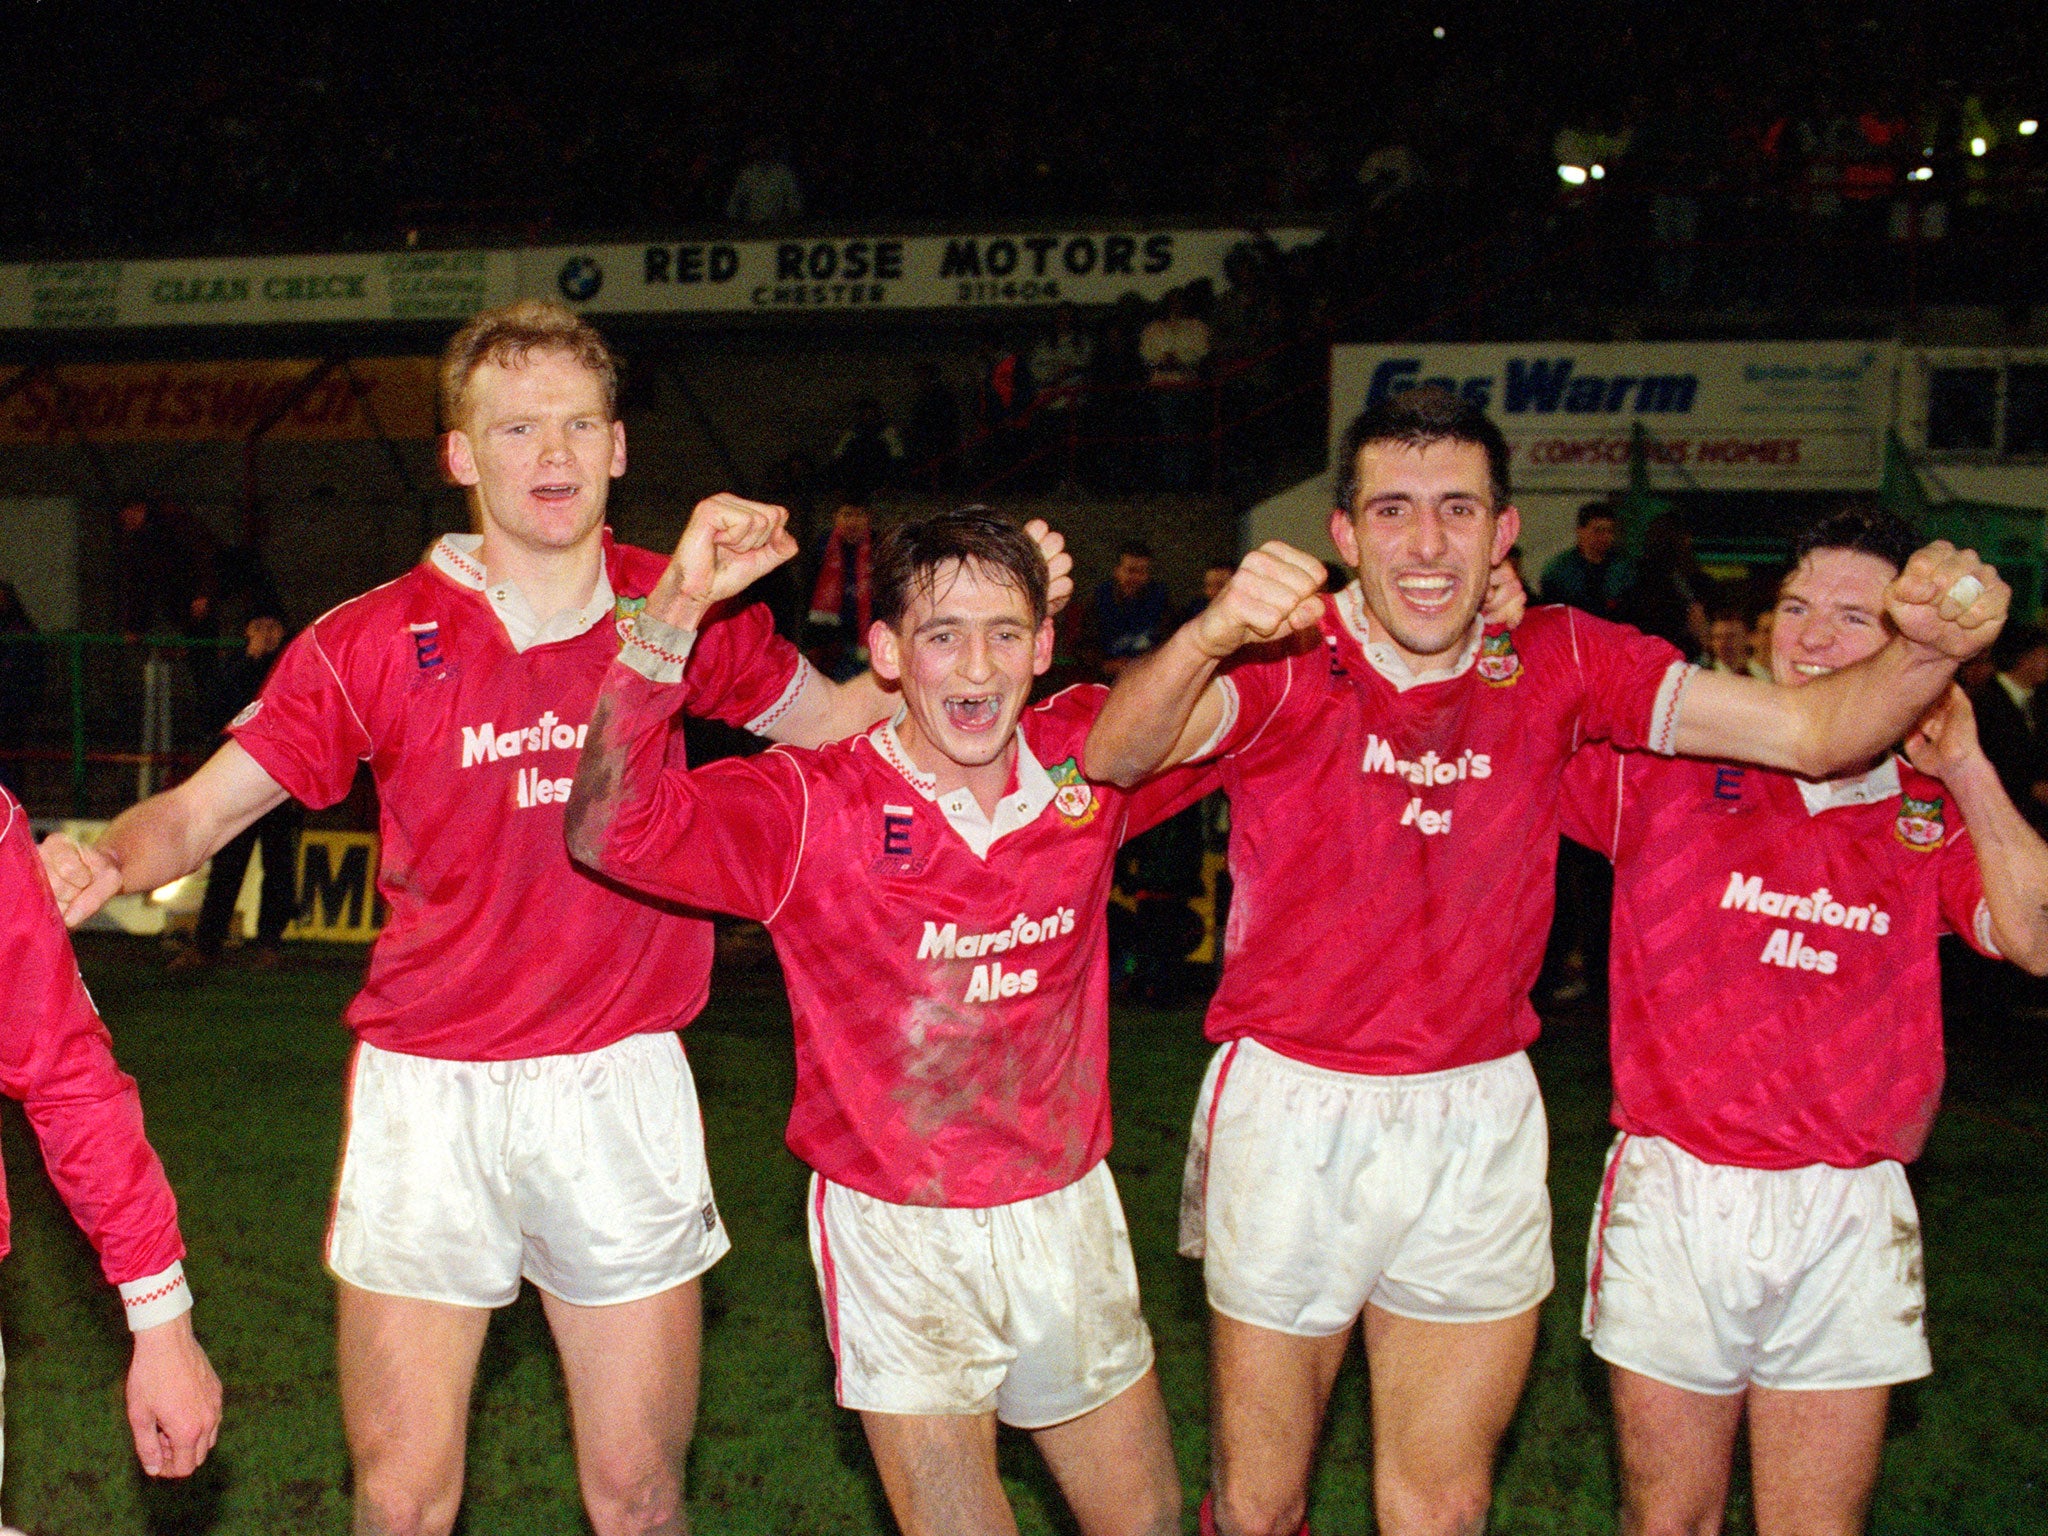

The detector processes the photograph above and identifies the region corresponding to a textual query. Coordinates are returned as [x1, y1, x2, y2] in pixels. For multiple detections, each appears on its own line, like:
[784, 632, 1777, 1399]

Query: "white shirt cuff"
[1647, 661, 1696, 756]
[1184, 676, 1241, 763]
[618, 613, 699, 684]
[119, 1260, 193, 1332]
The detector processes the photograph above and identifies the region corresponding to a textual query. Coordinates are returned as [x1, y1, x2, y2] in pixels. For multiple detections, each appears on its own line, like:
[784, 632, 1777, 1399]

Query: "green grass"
[0, 939, 2042, 1533]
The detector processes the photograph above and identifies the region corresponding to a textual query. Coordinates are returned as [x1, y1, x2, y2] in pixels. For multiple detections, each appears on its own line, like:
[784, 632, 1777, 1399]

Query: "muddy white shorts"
[1181, 1039, 1554, 1336]
[1582, 1134, 1932, 1395]
[327, 1032, 728, 1309]
[808, 1161, 1155, 1429]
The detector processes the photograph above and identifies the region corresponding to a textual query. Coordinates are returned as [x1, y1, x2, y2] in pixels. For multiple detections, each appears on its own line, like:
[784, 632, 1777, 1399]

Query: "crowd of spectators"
[3, 0, 2039, 318]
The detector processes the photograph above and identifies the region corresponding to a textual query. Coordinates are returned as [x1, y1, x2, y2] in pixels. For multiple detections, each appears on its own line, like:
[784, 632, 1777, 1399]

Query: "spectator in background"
[114, 500, 216, 638]
[1615, 511, 1710, 657]
[174, 609, 303, 973]
[0, 581, 39, 801]
[826, 397, 904, 496]
[902, 361, 962, 492]
[801, 495, 874, 683]
[1705, 604, 1754, 674]
[1747, 604, 1777, 679]
[1180, 559, 1237, 627]
[1082, 540, 1172, 680]
[1028, 303, 1094, 483]
[1086, 304, 1151, 492]
[1139, 287, 1212, 489]
[1967, 621, 2048, 835]
[1539, 502, 1624, 615]
[725, 134, 804, 224]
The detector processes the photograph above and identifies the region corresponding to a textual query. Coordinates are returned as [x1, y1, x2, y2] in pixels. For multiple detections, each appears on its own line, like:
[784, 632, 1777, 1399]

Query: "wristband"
[119, 1260, 193, 1332]
[618, 613, 699, 684]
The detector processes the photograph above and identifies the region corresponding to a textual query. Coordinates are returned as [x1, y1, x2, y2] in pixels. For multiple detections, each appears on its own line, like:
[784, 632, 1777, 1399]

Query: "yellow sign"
[285, 831, 385, 942]
[0, 357, 437, 444]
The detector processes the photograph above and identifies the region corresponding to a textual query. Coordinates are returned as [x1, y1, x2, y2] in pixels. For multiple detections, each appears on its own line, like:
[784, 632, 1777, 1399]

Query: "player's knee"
[1619, 1497, 1721, 1536]
[1374, 1475, 1491, 1536]
[579, 1448, 685, 1536]
[1212, 1478, 1309, 1536]
[1125, 1474, 1181, 1536]
[352, 1473, 461, 1536]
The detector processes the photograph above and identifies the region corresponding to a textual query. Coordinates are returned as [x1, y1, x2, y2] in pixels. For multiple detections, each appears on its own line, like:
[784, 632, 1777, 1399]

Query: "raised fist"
[1885, 541, 2007, 661]
[1191, 542, 1328, 659]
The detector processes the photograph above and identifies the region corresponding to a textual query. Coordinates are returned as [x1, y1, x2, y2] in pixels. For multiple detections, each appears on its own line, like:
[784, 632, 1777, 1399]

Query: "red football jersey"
[231, 533, 806, 1060]
[1, 788, 185, 1288]
[1561, 746, 1995, 1168]
[1204, 591, 1688, 1074]
[580, 672, 1203, 1206]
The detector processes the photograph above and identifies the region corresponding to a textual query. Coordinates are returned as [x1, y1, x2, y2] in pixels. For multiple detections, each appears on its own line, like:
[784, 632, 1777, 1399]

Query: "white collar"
[1998, 671, 2035, 715]
[869, 709, 1058, 860]
[1795, 754, 1902, 816]
[430, 534, 616, 654]
[1336, 581, 1483, 691]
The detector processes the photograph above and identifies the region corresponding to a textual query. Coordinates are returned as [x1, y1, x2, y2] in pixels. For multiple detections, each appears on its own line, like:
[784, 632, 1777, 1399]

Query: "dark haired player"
[569, 509, 1249, 1536]
[1562, 505, 2048, 1536]
[36, 299, 1071, 1536]
[1084, 387, 2006, 1536]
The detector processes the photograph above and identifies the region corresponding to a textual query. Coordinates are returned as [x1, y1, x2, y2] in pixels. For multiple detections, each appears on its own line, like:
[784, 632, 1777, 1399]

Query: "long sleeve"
[0, 793, 189, 1325]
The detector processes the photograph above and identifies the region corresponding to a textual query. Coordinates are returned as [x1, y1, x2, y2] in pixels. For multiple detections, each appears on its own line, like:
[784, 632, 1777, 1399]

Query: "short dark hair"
[1787, 501, 1920, 579]
[1115, 539, 1155, 563]
[1993, 621, 2048, 672]
[1335, 385, 1512, 513]
[1578, 501, 1618, 528]
[873, 508, 1049, 629]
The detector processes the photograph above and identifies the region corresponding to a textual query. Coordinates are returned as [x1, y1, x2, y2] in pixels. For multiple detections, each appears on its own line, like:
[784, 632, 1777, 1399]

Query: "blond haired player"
[1084, 387, 2004, 1536]
[37, 300, 1068, 1536]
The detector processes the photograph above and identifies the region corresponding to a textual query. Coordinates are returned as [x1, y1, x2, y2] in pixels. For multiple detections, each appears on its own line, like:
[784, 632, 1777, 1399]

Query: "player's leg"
[1608, 1366, 1744, 1536]
[336, 1283, 491, 1536]
[514, 1036, 729, 1536]
[1030, 1367, 1180, 1536]
[861, 1411, 1016, 1536]
[1182, 1041, 1429, 1536]
[327, 1044, 525, 1536]
[1207, 1312, 1351, 1536]
[1361, 1305, 1538, 1536]
[1745, 1385, 1888, 1536]
[541, 1281, 700, 1536]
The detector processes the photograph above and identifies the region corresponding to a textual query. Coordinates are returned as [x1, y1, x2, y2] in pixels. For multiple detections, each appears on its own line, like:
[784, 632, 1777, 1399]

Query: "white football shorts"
[808, 1161, 1155, 1430]
[1181, 1039, 1554, 1335]
[1582, 1133, 1931, 1395]
[327, 1032, 729, 1309]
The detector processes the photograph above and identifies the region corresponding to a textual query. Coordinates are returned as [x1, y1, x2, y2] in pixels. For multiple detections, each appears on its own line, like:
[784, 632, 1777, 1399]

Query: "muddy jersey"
[1, 787, 185, 1290]
[581, 671, 1204, 1206]
[230, 532, 807, 1061]
[1204, 590, 1689, 1075]
[1561, 746, 1995, 1169]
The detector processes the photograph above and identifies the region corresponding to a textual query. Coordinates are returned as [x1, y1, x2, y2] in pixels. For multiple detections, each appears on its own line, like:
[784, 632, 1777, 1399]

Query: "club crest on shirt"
[1895, 793, 1946, 851]
[1046, 757, 1101, 828]
[1476, 629, 1522, 687]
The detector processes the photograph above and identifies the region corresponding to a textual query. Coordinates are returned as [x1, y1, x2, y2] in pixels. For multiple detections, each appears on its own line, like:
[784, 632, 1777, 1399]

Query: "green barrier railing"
[0, 632, 242, 817]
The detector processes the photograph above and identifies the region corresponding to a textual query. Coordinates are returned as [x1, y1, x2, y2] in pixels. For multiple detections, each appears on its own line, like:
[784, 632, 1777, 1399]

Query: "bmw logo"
[557, 257, 603, 303]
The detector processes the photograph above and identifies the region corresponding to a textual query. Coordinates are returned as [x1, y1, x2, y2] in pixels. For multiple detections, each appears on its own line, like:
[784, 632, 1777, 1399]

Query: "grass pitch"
[0, 938, 2041, 1533]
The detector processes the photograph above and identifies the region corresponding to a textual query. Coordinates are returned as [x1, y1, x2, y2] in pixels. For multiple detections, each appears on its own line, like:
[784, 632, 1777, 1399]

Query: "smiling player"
[1561, 505, 2048, 1536]
[35, 301, 1070, 1536]
[1083, 386, 2005, 1536]
[568, 509, 1212, 1536]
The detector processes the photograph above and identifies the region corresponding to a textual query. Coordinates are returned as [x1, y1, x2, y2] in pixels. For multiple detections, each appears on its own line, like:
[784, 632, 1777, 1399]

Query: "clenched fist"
[1885, 541, 2007, 660]
[649, 493, 800, 631]
[1191, 542, 1328, 659]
